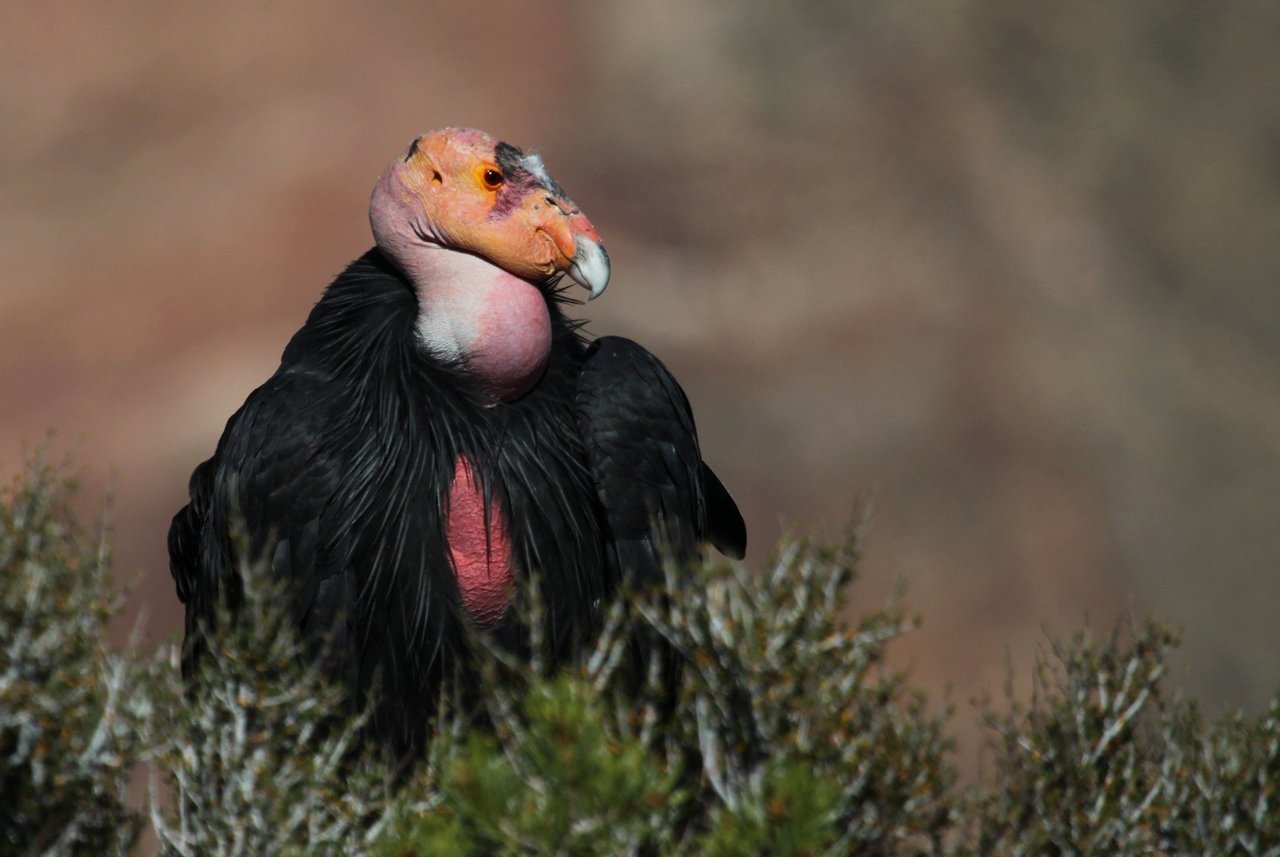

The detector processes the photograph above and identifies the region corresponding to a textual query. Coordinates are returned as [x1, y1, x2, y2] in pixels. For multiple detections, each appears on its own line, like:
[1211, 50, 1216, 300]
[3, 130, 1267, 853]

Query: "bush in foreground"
[381, 537, 952, 855]
[964, 623, 1280, 855]
[0, 459, 148, 856]
[1, 460, 1277, 855]
[148, 557, 395, 855]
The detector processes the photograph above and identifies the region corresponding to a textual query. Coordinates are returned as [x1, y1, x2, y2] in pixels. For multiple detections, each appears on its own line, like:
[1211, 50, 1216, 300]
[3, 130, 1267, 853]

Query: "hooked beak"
[531, 197, 611, 300]
[565, 236, 610, 300]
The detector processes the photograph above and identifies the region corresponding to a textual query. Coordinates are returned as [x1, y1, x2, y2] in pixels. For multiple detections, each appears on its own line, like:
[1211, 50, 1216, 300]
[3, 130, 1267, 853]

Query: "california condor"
[169, 128, 745, 753]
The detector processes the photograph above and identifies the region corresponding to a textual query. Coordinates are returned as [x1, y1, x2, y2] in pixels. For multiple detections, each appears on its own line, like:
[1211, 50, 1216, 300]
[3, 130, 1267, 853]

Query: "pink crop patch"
[445, 456, 514, 627]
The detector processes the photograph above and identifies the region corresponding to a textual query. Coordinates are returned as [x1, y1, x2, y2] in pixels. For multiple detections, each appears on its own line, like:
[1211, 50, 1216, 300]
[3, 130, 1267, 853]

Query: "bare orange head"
[370, 128, 609, 298]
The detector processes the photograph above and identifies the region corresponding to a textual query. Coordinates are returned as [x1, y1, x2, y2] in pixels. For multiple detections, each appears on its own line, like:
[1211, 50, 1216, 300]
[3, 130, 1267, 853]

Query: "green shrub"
[381, 536, 952, 856]
[1, 460, 1277, 855]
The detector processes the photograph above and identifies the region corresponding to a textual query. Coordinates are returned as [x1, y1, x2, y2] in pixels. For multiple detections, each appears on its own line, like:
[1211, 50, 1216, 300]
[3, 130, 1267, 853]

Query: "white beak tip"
[567, 237, 610, 300]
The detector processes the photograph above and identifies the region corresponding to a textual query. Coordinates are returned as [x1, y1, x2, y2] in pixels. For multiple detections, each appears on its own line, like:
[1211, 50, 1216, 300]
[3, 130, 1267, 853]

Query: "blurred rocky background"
[2, 1, 1277, 767]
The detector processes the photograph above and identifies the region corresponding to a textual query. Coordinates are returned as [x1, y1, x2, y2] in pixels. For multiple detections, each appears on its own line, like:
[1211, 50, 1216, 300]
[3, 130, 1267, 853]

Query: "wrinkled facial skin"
[370, 128, 605, 287]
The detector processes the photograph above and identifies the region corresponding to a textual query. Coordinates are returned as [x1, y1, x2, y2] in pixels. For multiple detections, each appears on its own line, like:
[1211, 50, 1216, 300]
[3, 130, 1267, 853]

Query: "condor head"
[370, 127, 609, 299]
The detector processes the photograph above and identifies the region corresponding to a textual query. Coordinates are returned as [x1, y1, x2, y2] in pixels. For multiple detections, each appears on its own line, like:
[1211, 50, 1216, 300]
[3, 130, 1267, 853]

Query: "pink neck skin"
[396, 245, 552, 401]
[446, 456, 514, 627]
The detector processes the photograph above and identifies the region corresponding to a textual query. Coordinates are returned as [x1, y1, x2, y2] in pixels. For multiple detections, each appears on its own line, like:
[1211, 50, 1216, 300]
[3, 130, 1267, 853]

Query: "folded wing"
[575, 336, 745, 584]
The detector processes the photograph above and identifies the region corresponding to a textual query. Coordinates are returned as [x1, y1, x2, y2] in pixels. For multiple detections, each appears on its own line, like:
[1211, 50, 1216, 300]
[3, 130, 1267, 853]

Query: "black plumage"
[169, 248, 745, 753]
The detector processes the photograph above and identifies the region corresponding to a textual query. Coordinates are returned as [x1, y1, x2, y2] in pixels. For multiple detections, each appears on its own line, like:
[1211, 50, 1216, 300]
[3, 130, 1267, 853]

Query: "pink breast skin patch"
[445, 456, 514, 627]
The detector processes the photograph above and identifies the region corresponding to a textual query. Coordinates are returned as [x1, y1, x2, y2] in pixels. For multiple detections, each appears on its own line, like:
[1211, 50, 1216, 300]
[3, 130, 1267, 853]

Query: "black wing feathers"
[169, 372, 356, 680]
[576, 336, 745, 581]
[702, 460, 746, 560]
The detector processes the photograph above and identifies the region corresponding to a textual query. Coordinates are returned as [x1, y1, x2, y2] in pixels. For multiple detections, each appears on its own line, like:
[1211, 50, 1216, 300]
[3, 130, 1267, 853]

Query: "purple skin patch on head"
[489, 173, 543, 219]
[489, 141, 574, 219]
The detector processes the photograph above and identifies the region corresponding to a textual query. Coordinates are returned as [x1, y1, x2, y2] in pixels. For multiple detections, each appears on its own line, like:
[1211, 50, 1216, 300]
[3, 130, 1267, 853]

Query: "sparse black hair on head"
[404, 136, 421, 162]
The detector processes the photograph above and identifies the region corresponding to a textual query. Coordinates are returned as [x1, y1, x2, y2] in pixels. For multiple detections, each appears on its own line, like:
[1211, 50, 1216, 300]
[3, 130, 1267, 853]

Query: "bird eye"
[482, 168, 504, 190]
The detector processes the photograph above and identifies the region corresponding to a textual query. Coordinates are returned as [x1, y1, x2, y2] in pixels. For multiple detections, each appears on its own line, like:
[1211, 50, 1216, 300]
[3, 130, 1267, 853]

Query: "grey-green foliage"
[147, 553, 395, 856]
[381, 536, 953, 856]
[0, 459, 146, 856]
[2, 459, 1279, 855]
[636, 538, 953, 853]
[1160, 698, 1280, 856]
[964, 624, 1280, 856]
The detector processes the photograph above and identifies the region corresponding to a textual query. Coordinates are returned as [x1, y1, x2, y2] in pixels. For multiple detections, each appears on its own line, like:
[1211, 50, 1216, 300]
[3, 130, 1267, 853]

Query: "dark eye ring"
[483, 168, 504, 190]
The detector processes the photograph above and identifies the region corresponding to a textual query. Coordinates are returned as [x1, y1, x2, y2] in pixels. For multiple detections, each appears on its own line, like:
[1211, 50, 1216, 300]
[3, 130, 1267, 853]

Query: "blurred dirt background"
[3, 1, 1278, 769]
